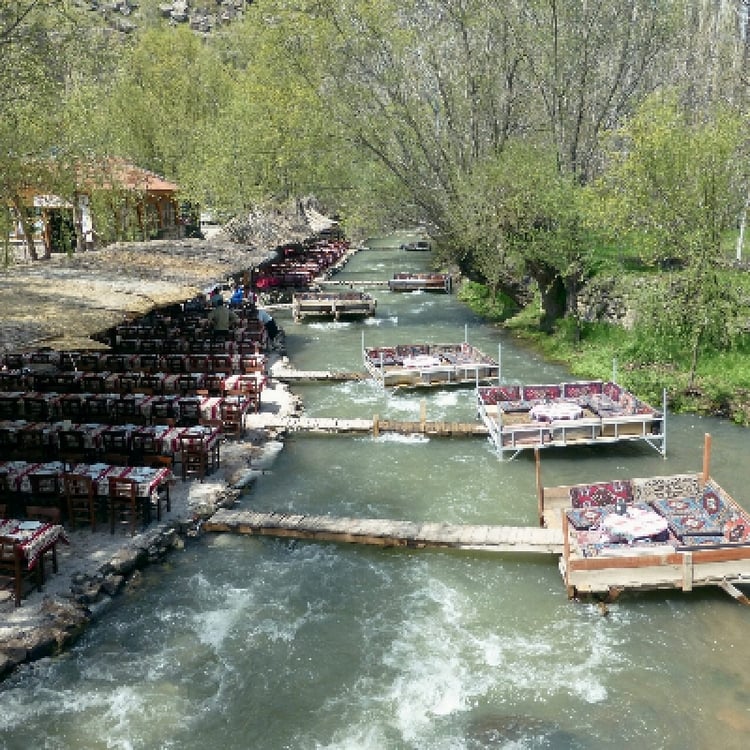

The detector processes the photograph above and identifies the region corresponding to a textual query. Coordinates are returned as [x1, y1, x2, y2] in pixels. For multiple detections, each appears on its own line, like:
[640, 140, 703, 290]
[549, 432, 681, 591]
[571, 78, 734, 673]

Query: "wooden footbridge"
[249, 414, 489, 437]
[204, 508, 564, 554]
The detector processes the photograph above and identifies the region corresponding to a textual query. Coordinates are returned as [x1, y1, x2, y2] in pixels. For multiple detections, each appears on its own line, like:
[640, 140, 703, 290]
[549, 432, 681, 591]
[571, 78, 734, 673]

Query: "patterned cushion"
[725, 516, 750, 543]
[651, 496, 701, 517]
[562, 382, 602, 399]
[632, 474, 701, 504]
[523, 385, 561, 401]
[667, 512, 725, 538]
[569, 480, 633, 509]
[566, 505, 612, 530]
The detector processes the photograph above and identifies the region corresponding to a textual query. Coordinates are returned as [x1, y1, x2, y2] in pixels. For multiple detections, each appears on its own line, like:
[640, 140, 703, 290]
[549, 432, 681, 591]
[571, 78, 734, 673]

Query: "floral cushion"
[566, 505, 612, 530]
[569, 480, 633, 509]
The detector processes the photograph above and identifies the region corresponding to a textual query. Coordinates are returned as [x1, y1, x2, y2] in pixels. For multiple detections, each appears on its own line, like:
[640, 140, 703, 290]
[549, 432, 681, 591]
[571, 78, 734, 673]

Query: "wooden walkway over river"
[204, 509, 564, 554]
[250, 415, 489, 437]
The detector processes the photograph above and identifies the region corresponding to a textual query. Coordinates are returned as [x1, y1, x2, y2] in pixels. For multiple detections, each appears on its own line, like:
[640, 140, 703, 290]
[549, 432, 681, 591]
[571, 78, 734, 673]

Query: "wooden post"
[373, 414, 379, 437]
[535, 447, 544, 526]
[420, 399, 426, 432]
[702, 433, 712, 484]
[561, 510, 572, 596]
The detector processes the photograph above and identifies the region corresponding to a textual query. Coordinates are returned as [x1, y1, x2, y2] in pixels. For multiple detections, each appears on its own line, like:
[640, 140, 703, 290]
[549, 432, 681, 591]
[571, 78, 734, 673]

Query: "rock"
[101, 574, 125, 597]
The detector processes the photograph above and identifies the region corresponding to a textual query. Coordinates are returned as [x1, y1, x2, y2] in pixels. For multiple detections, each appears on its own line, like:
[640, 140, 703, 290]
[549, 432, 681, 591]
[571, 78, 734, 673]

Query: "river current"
[1, 239, 749, 749]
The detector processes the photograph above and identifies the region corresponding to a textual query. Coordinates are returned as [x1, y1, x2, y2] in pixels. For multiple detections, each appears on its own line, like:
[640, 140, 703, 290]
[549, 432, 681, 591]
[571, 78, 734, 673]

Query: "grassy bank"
[458, 280, 750, 426]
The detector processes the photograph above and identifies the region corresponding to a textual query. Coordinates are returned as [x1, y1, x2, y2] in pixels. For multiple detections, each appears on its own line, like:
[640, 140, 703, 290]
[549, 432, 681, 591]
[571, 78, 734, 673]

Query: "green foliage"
[456, 280, 515, 322]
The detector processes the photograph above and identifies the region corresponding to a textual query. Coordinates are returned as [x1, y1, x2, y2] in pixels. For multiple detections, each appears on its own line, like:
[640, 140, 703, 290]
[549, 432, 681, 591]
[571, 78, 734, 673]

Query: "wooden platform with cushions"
[477, 379, 666, 459]
[535, 435, 750, 602]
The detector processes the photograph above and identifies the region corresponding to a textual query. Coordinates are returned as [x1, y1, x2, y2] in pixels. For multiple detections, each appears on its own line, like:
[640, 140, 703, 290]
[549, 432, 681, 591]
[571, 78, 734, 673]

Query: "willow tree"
[451, 141, 594, 331]
[593, 95, 749, 386]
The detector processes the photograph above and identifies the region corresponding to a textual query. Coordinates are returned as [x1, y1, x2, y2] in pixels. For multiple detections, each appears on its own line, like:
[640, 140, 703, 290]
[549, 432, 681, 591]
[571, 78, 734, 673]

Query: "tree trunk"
[11, 195, 38, 261]
[527, 260, 566, 332]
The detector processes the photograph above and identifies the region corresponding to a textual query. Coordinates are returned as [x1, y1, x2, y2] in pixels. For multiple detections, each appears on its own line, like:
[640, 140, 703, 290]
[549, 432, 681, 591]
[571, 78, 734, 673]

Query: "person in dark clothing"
[257, 308, 279, 344]
[207, 298, 239, 339]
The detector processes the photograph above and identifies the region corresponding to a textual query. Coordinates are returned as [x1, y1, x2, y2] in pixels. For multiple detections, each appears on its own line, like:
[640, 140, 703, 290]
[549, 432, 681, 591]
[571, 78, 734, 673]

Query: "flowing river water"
[2, 239, 750, 749]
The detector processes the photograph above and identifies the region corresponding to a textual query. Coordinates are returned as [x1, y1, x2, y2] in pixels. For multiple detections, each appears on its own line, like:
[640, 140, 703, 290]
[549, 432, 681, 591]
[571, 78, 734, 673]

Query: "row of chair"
[0, 471, 170, 535]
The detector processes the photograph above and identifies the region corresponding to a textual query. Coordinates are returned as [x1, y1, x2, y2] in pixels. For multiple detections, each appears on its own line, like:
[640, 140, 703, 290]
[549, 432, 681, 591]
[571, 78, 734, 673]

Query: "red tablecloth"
[0, 518, 68, 569]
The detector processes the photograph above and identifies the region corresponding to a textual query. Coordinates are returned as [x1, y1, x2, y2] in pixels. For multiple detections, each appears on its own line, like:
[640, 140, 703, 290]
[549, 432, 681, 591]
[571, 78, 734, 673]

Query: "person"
[209, 287, 223, 307]
[257, 308, 279, 345]
[207, 298, 239, 338]
[229, 287, 244, 308]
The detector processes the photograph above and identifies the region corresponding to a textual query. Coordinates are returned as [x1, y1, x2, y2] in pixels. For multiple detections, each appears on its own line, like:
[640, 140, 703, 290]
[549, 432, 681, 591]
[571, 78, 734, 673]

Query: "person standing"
[207, 298, 239, 340]
[257, 308, 279, 346]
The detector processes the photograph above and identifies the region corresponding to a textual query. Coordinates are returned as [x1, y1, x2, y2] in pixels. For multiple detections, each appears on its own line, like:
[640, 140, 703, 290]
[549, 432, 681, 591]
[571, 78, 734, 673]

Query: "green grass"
[461, 279, 750, 425]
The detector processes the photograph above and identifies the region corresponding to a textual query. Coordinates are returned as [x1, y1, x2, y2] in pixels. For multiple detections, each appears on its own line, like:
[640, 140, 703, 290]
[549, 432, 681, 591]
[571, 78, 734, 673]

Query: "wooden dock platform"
[204, 508, 564, 554]
[292, 291, 377, 322]
[246, 413, 489, 437]
[272, 367, 365, 382]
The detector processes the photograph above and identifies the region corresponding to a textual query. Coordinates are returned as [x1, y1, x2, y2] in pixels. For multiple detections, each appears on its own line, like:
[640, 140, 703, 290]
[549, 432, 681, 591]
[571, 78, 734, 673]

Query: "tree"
[451, 141, 594, 331]
[593, 94, 749, 386]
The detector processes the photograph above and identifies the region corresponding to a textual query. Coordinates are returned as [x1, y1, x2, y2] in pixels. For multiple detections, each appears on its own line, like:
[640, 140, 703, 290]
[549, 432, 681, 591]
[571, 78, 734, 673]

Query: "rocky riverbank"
[0, 230, 310, 681]
[0, 367, 302, 681]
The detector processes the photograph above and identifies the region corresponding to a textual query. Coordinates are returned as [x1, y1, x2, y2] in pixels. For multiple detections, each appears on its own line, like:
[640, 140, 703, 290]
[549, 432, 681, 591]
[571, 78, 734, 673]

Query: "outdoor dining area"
[0, 289, 269, 607]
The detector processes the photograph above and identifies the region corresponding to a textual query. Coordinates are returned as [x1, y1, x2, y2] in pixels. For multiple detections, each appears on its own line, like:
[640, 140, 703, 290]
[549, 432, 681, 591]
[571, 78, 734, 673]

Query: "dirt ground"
[1, 234, 277, 353]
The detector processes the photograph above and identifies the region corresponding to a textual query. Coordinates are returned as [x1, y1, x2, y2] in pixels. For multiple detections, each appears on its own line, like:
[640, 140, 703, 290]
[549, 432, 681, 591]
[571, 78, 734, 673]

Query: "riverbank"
[0, 371, 301, 680]
[0, 231, 309, 680]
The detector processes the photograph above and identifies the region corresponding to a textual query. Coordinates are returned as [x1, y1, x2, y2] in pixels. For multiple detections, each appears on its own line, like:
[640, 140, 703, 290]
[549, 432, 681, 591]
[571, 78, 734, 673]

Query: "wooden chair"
[57, 429, 90, 469]
[0, 428, 19, 458]
[83, 395, 111, 422]
[17, 428, 49, 462]
[220, 400, 245, 439]
[139, 373, 164, 396]
[165, 354, 187, 374]
[31, 371, 57, 392]
[226, 376, 262, 413]
[107, 353, 131, 372]
[22, 396, 51, 421]
[129, 431, 163, 466]
[81, 372, 108, 394]
[0, 394, 21, 420]
[26, 473, 62, 519]
[177, 399, 202, 427]
[149, 398, 177, 426]
[179, 435, 209, 481]
[0, 472, 20, 518]
[60, 394, 87, 422]
[53, 371, 81, 393]
[0, 536, 42, 607]
[107, 477, 143, 535]
[113, 397, 145, 425]
[78, 353, 101, 372]
[64, 473, 98, 532]
[177, 374, 202, 396]
[116, 373, 140, 395]
[0, 370, 27, 390]
[102, 429, 131, 465]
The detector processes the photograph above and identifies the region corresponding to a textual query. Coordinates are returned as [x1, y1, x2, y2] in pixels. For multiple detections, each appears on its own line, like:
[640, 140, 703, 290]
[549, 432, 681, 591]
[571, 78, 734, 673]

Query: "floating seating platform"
[292, 291, 377, 322]
[388, 272, 452, 293]
[363, 342, 498, 388]
[204, 509, 563, 554]
[537, 436, 750, 603]
[476, 379, 666, 460]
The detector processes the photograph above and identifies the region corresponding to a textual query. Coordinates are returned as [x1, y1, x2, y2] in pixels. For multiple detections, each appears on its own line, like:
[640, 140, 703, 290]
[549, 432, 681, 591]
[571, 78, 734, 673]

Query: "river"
[1, 238, 749, 749]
